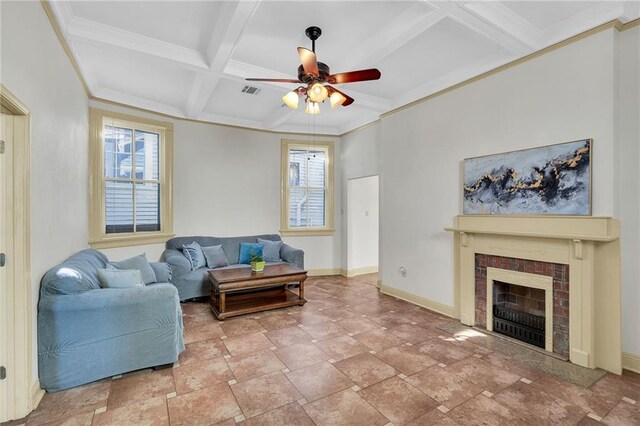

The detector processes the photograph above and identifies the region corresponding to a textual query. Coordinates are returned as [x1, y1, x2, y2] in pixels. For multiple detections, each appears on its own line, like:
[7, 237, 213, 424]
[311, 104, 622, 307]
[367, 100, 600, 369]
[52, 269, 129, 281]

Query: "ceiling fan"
[245, 26, 381, 114]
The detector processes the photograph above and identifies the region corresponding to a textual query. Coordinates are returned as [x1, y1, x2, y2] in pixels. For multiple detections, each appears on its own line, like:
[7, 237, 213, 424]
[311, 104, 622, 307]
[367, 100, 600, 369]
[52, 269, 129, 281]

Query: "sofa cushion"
[257, 238, 283, 262]
[202, 245, 229, 269]
[97, 268, 144, 288]
[182, 242, 206, 271]
[150, 262, 172, 283]
[239, 243, 263, 264]
[111, 253, 157, 284]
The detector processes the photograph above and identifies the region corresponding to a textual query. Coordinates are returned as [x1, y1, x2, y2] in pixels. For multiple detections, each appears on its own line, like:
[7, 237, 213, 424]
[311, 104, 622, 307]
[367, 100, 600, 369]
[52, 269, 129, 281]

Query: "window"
[281, 139, 334, 236]
[89, 108, 174, 248]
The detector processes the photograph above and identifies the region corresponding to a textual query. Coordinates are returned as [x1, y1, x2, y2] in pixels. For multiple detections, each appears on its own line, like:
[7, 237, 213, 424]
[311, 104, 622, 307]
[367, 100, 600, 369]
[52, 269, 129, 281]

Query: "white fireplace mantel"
[446, 215, 622, 374]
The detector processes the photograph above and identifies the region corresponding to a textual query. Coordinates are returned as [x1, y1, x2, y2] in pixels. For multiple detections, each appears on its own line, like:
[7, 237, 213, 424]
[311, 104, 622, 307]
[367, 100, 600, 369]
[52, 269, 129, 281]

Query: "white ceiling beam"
[460, 2, 543, 50]
[425, 1, 534, 56]
[184, 0, 261, 118]
[93, 87, 188, 119]
[62, 16, 209, 71]
[341, 5, 447, 71]
[542, 2, 625, 47]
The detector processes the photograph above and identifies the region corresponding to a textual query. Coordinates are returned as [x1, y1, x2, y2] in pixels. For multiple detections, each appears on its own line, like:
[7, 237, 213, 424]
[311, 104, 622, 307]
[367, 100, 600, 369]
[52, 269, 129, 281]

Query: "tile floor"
[5, 273, 640, 425]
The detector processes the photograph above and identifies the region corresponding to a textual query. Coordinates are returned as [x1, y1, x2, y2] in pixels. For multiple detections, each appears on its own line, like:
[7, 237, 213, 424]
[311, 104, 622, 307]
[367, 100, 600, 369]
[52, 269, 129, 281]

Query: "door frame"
[0, 84, 40, 421]
[346, 174, 380, 278]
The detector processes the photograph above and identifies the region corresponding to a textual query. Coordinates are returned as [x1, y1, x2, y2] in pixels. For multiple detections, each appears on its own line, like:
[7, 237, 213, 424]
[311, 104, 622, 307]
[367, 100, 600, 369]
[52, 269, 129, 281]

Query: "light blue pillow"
[238, 243, 263, 264]
[257, 238, 282, 262]
[183, 241, 206, 271]
[110, 253, 157, 284]
[97, 269, 144, 289]
[202, 245, 229, 269]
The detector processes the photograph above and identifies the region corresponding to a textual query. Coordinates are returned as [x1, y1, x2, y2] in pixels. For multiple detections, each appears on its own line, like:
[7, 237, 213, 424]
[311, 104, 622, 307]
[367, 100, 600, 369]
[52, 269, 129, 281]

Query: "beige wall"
[615, 27, 640, 356]
[92, 100, 343, 272]
[347, 175, 379, 273]
[339, 28, 639, 358]
[1, 1, 90, 385]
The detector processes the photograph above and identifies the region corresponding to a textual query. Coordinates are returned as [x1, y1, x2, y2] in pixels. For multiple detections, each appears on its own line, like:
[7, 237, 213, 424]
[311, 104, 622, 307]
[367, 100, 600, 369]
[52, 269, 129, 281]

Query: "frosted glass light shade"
[282, 91, 299, 109]
[308, 83, 328, 103]
[329, 91, 347, 108]
[305, 102, 320, 115]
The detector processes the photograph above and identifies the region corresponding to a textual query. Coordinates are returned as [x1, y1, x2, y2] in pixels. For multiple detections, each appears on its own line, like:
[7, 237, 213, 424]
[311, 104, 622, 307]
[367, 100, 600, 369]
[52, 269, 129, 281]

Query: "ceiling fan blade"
[326, 85, 354, 106]
[245, 78, 302, 83]
[327, 68, 381, 84]
[297, 47, 319, 77]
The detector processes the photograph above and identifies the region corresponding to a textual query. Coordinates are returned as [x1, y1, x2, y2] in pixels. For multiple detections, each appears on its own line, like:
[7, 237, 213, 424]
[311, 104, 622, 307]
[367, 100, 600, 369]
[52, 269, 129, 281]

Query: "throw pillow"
[257, 238, 282, 262]
[110, 253, 157, 284]
[97, 268, 144, 289]
[202, 245, 230, 269]
[150, 262, 172, 283]
[183, 241, 207, 271]
[238, 242, 264, 264]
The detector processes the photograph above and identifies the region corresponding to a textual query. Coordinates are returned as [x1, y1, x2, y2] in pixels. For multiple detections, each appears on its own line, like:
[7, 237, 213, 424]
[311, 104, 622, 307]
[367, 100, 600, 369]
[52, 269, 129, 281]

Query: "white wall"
[1, 2, 90, 385]
[93, 101, 343, 271]
[347, 176, 379, 273]
[340, 123, 381, 272]
[615, 27, 640, 356]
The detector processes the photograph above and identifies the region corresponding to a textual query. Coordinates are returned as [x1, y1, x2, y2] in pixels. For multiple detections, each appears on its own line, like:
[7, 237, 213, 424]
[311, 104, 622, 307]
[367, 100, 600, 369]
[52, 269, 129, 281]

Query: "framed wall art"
[463, 139, 592, 215]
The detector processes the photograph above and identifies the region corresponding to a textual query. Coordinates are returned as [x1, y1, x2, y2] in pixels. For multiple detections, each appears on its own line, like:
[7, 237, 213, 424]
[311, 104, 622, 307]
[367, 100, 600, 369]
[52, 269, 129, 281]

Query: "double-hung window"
[89, 108, 174, 248]
[280, 140, 334, 236]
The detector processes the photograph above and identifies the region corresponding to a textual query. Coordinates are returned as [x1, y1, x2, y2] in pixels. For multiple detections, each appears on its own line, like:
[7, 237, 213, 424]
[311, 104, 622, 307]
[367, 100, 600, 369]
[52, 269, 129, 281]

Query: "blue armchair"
[37, 249, 184, 392]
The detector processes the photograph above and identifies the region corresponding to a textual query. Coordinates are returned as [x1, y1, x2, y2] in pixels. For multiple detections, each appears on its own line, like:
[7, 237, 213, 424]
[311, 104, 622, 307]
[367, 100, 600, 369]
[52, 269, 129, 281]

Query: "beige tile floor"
[5, 273, 640, 425]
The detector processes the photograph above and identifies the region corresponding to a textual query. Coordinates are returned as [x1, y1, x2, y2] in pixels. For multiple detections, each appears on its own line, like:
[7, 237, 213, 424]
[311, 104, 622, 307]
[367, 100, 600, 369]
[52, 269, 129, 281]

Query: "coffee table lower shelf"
[210, 287, 306, 320]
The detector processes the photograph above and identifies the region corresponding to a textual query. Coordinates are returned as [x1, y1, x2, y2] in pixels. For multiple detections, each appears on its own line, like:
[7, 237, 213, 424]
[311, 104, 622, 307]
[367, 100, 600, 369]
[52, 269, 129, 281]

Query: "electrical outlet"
[399, 266, 406, 277]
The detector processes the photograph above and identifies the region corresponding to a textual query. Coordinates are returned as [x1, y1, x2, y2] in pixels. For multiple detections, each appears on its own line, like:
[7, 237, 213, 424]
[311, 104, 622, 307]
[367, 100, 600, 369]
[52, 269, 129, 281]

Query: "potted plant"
[249, 251, 265, 272]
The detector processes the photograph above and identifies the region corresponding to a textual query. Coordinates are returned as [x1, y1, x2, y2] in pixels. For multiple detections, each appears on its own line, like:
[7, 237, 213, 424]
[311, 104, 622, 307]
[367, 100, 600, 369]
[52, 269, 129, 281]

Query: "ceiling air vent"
[241, 85, 261, 95]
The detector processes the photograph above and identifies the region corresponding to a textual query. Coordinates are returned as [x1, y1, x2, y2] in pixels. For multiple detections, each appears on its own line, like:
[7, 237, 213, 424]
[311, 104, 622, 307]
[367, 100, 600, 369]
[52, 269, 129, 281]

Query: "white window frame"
[89, 108, 174, 248]
[280, 139, 335, 236]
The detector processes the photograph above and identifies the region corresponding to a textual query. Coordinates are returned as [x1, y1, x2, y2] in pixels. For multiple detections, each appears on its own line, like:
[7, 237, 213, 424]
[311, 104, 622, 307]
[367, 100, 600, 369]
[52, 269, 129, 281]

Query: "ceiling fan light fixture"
[305, 101, 320, 115]
[329, 91, 347, 109]
[282, 91, 299, 109]
[308, 83, 328, 103]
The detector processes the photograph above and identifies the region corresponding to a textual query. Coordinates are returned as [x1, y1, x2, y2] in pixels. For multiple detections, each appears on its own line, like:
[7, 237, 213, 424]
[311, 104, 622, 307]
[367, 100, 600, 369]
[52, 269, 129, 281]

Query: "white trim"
[0, 85, 33, 421]
[379, 283, 456, 318]
[345, 266, 379, 277]
[31, 380, 44, 410]
[486, 267, 553, 353]
[307, 269, 345, 277]
[623, 352, 640, 374]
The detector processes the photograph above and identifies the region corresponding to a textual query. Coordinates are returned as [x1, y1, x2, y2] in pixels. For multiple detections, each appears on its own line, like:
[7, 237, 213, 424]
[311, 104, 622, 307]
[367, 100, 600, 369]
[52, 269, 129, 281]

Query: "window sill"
[280, 229, 335, 237]
[89, 232, 175, 249]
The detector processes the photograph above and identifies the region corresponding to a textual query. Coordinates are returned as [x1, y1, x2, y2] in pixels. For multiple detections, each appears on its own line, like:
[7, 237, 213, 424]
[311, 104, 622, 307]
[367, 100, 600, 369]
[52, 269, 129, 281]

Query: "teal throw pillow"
[110, 253, 157, 284]
[97, 268, 144, 289]
[183, 241, 206, 271]
[202, 245, 230, 269]
[257, 238, 282, 262]
[238, 243, 264, 264]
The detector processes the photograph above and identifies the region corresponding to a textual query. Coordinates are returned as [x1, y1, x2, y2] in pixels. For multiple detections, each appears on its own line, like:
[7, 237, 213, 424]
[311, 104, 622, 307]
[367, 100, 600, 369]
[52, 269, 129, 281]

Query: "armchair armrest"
[163, 249, 191, 282]
[280, 243, 304, 269]
[38, 284, 183, 348]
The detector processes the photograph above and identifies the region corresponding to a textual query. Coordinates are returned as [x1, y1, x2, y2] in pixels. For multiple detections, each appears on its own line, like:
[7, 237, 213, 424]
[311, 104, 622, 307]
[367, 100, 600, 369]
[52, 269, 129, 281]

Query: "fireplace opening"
[492, 281, 545, 349]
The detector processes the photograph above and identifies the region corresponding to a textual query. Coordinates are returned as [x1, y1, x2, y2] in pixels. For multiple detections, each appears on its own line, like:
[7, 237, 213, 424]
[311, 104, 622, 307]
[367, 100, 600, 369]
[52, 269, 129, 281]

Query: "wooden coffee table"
[208, 264, 307, 320]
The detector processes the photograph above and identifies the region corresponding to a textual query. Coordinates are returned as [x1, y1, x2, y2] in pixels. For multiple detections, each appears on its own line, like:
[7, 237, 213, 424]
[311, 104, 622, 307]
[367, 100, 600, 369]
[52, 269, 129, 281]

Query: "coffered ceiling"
[48, 1, 640, 135]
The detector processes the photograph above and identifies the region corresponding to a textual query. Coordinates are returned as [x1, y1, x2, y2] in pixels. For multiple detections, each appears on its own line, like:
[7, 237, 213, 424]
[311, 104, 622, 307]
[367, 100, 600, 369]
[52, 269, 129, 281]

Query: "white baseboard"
[380, 282, 456, 318]
[345, 266, 378, 277]
[31, 379, 44, 410]
[622, 352, 640, 374]
[307, 269, 345, 277]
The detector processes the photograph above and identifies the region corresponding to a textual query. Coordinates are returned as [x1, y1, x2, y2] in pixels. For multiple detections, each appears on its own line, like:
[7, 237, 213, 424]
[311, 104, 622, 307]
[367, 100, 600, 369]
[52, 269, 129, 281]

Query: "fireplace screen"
[493, 304, 545, 348]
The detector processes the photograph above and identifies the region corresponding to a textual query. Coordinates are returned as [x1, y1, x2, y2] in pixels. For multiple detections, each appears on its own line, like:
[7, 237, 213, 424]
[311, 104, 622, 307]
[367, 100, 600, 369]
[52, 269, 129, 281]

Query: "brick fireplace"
[446, 215, 622, 374]
[475, 254, 569, 358]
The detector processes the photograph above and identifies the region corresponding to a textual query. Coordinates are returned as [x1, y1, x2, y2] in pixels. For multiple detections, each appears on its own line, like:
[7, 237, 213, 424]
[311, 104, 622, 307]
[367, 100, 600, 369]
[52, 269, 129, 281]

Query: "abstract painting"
[463, 139, 591, 215]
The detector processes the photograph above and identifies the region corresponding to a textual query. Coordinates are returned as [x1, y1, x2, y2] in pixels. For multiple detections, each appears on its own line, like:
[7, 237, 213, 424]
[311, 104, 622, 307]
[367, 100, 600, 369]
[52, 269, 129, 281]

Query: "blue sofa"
[163, 234, 304, 301]
[38, 249, 184, 392]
